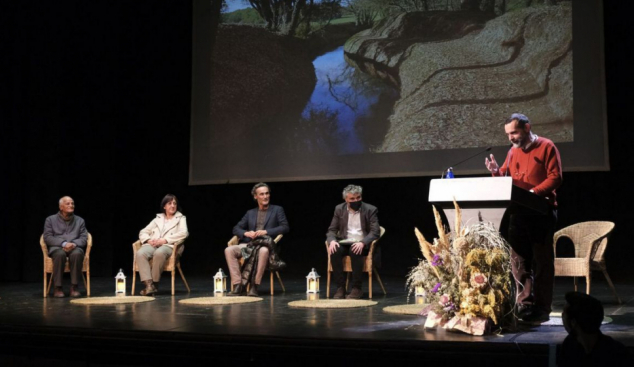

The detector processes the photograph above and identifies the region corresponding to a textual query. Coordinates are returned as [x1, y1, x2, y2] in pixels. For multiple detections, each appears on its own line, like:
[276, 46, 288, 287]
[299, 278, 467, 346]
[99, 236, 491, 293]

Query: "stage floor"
[1, 275, 632, 366]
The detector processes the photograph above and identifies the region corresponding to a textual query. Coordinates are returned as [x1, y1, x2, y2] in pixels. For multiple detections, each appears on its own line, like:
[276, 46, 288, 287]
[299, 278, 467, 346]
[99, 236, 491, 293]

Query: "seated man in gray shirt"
[43, 196, 88, 298]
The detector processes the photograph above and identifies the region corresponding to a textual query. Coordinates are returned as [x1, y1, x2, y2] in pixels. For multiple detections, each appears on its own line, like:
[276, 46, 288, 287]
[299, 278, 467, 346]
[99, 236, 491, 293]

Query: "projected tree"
[248, 0, 306, 35]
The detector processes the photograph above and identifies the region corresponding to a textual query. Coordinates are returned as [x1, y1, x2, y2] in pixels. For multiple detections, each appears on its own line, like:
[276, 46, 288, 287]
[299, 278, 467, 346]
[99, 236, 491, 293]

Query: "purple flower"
[431, 282, 441, 293]
[431, 254, 443, 267]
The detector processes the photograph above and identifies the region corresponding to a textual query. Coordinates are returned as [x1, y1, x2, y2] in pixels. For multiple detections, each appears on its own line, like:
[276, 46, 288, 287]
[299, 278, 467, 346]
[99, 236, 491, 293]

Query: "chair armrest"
[40, 235, 49, 258]
[85, 233, 93, 258]
[368, 240, 377, 257]
[168, 242, 184, 267]
[228, 236, 239, 247]
[132, 240, 142, 252]
[553, 232, 571, 252]
[273, 235, 283, 243]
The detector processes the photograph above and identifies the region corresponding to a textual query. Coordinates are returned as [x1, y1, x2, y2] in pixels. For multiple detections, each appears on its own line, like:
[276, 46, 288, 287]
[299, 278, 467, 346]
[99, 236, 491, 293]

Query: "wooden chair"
[553, 221, 621, 303]
[325, 227, 386, 299]
[131, 241, 190, 296]
[40, 233, 92, 298]
[227, 235, 285, 295]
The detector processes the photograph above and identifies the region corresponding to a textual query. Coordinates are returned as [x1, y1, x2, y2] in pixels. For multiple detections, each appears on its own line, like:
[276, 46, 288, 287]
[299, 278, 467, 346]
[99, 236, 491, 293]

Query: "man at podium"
[485, 113, 562, 324]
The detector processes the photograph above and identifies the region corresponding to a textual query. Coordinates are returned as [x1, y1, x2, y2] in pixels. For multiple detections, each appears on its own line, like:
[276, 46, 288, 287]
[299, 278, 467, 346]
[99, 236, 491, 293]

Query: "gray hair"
[251, 182, 270, 197]
[342, 185, 362, 199]
[505, 113, 530, 128]
[58, 196, 72, 205]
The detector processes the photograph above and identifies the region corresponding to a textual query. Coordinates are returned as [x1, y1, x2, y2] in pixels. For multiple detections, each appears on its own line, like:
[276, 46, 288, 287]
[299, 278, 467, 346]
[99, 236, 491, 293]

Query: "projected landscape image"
[209, 0, 572, 157]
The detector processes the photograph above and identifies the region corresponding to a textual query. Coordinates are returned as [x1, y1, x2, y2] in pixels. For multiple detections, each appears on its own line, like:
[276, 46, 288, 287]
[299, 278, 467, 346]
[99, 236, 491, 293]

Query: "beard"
[511, 134, 528, 148]
[511, 136, 526, 148]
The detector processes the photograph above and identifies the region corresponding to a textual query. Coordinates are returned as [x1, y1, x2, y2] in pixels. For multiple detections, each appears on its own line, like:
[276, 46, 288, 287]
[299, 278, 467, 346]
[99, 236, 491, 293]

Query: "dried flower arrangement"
[406, 201, 513, 335]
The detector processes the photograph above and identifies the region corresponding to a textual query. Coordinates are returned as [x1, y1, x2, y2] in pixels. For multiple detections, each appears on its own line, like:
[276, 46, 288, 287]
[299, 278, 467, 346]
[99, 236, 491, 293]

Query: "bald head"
[58, 196, 75, 216]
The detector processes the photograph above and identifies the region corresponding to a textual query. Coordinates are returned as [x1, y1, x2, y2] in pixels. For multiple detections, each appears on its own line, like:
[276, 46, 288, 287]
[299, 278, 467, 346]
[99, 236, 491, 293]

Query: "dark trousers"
[502, 209, 557, 314]
[330, 244, 369, 290]
[50, 247, 85, 287]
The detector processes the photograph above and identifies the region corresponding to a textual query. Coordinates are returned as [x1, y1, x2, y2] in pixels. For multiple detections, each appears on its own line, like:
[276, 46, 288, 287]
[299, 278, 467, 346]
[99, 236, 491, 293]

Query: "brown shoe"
[139, 280, 157, 296]
[53, 287, 65, 298]
[333, 287, 345, 299]
[346, 287, 363, 299]
[247, 284, 259, 297]
[70, 284, 81, 297]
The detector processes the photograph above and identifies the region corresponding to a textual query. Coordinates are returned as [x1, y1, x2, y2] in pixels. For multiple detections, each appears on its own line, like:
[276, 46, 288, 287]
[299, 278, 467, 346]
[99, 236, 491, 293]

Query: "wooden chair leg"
[46, 274, 53, 295]
[601, 268, 622, 304]
[374, 268, 387, 295]
[270, 272, 274, 296]
[132, 269, 136, 295]
[86, 270, 91, 297]
[177, 264, 190, 293]
[43, 271, 48, 298]
[586, 274, 591, 295]
[171, 269, 176, 296]
[368, 271, 373, 299]
[81, 273, 89, 297]
[326, 268, 331, 298]
[345, 273, 350, 291]
[275, 271, 285, 292]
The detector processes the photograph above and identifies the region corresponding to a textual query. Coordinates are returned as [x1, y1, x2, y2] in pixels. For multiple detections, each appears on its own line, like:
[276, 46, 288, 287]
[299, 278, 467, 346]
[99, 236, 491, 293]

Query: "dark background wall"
[3, 1, 633, 287]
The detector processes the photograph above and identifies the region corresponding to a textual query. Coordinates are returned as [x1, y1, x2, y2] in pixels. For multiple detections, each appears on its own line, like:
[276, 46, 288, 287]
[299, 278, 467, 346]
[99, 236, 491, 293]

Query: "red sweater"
[495, 136, 562, 207]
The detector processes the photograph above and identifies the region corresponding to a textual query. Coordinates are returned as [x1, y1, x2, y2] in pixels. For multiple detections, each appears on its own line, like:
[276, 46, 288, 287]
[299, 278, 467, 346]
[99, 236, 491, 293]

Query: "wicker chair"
[325, 226, 386, 299]
[227, 234, 285, 295]
[131, 240, 190, 296]
[40, 233, 92, 298]
[553, 221, 621, 303]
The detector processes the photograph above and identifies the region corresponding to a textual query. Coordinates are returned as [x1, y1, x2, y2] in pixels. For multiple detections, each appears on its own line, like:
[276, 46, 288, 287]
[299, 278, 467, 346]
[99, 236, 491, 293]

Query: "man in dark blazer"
[225, 182, 290, 296]
[327, 185, 380, 299]
[43, 196, 88, 298]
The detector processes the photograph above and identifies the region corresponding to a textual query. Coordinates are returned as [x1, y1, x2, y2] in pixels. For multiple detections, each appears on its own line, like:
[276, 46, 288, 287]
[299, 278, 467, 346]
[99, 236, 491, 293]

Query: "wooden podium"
[428, 177, 549, 231]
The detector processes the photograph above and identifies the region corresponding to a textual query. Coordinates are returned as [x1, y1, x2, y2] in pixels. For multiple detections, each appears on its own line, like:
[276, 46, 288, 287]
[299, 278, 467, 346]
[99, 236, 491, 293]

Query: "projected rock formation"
[344, 4, 573, 152]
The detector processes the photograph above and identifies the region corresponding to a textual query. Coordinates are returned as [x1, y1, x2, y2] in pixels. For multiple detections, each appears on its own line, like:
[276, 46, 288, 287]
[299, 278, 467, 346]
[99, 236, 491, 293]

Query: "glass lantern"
[415, 285, 426, 304]
[306, 268, 320, 294]
[213, 268, 228, 294]
[115, 268, 126, 297]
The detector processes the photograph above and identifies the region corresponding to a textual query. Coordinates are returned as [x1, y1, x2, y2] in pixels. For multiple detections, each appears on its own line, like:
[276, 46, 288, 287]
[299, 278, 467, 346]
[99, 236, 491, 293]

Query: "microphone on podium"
[441, 146, 492, 179]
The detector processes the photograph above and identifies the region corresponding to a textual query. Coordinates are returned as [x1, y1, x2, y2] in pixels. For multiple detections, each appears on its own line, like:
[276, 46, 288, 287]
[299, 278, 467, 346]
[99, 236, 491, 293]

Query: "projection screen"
[190, 0, 608, 185]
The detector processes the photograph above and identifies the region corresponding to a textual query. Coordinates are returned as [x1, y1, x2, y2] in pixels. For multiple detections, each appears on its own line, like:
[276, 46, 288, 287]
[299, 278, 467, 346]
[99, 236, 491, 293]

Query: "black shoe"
[227, 284, 246, 296]
[516, 304, 532, 319]
[333, 287, 345, 299]
[247, 284, 259, 297]
[139, 280, 157, 296]
[520, 310, 550, 325]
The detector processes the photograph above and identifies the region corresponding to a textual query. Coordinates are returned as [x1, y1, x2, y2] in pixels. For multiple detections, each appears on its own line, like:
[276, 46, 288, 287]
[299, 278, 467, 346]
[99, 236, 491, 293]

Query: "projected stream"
[301, 46, 399, 155]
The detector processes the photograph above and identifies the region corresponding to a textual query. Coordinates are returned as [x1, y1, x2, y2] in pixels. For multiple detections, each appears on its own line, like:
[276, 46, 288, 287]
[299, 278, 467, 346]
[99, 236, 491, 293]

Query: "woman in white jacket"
[136, 194, 188, 296]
